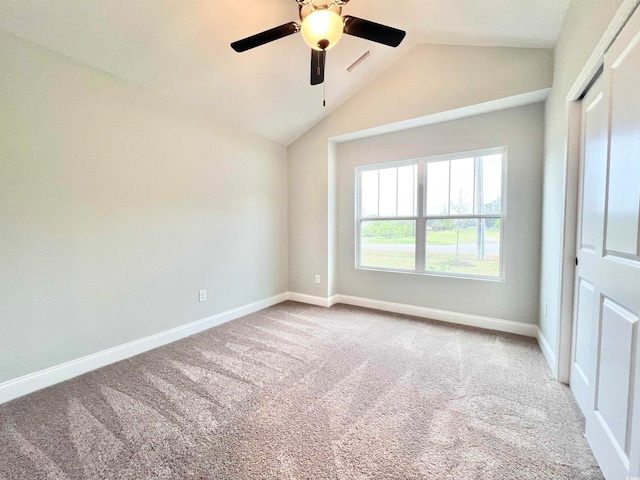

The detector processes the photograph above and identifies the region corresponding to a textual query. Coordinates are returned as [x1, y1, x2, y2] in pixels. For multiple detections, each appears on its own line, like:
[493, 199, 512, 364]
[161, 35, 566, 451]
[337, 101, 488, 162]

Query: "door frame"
[555, 0, 640, 384]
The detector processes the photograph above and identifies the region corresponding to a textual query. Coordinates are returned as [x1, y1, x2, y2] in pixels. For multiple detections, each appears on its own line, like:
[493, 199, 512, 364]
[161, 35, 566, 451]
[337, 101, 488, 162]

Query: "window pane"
[425, 218, 500, 277]
[397, 165, 416, 216]
[361, 170, 378, 217]
[478, 154, 502, 214]
[361, 220, 415, 270]
[378, 168, 397, 216]
[450, 157, 474, 214]
[426, 160, 449, 215]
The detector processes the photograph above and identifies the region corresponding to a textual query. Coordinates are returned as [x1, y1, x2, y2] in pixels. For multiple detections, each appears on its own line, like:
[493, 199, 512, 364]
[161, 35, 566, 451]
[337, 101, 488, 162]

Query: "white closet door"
[583, 7, 640, 479]
[570, 75, 606, 416]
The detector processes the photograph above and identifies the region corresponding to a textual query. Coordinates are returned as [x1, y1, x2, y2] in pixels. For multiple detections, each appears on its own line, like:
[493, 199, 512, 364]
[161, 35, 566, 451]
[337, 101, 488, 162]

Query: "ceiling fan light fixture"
[230, 0, 407, 87]
[301, 9, 344, 50]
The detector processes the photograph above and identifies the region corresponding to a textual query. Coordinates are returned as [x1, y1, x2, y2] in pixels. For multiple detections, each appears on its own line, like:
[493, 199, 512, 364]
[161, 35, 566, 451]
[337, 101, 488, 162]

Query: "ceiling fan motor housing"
[298, 2, 342, 21]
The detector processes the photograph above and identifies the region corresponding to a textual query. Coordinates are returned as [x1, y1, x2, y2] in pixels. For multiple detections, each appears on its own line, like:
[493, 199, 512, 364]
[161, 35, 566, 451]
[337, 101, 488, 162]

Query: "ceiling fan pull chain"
[322, 49, 327, 107]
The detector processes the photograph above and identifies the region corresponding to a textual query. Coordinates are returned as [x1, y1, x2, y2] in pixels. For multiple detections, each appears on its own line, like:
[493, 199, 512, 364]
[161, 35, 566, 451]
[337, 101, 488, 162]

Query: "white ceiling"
[0, 0, 569, 146]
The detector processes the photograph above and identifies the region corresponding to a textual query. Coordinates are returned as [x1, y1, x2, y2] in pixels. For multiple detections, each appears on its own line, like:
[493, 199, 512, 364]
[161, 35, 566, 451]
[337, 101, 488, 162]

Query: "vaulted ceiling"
[0, 0, 570, 146]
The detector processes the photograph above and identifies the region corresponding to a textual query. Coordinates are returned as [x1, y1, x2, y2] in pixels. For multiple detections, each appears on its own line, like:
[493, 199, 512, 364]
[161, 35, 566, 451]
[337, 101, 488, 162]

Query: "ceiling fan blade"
[231, 22, 299, 53]
[343, 16, 406, 47]
[310, 49, 326, 85]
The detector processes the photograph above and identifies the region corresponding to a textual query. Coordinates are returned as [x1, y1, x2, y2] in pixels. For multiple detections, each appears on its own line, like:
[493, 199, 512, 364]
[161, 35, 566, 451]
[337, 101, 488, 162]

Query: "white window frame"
[355, 147, 507, 280]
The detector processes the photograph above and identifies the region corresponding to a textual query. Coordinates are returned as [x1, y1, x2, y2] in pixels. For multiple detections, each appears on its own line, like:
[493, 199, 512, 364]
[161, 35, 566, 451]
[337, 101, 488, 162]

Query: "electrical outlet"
[199, 290, 207, 302]
[314, 274, 320, 284]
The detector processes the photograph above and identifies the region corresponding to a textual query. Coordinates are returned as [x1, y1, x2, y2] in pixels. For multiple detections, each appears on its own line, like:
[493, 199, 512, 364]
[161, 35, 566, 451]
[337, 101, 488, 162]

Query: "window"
[356, 148, 505, 279]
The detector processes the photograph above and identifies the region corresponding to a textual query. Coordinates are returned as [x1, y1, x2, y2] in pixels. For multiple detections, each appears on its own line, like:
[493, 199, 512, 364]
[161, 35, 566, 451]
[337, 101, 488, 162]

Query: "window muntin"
[356, 148, 505, 279]
[360, 164, 417, 218]
[357, 162, 418, 271]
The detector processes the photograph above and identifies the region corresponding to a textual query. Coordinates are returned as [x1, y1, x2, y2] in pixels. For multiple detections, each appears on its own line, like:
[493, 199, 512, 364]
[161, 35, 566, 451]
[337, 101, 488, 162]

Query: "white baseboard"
[536, 328, 557, 378]
[287, 292, 339, 308]
[287, 291, 538, 338]
[0, 292, 288, 405]
[337, 294, 538, 337]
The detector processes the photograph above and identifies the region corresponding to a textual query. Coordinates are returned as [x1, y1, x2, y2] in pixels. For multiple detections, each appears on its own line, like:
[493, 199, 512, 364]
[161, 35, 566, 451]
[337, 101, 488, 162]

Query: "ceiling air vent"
[346, 50, 371, 73]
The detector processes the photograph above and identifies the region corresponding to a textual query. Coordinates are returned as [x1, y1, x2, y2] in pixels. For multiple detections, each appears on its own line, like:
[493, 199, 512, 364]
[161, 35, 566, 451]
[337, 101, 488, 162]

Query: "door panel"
[580, 91, 606, 251]
[605, 29, 640, 257]
[573, 279, 594, 384]
[595, 297, 638, 457]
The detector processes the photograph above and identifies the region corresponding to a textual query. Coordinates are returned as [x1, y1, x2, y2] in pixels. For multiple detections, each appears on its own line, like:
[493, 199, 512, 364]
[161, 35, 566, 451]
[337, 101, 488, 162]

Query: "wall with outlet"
[0, 32, 288, 384]
[288, 44, 553, 300]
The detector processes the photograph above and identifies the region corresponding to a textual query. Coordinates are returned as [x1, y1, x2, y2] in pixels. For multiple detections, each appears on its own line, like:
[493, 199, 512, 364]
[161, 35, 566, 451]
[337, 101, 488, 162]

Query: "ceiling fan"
[230, 0, 406, 86]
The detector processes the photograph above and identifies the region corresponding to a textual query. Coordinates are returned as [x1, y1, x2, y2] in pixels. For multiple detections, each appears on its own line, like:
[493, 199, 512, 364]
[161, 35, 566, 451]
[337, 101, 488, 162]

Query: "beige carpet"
[0, 302, 602, 479]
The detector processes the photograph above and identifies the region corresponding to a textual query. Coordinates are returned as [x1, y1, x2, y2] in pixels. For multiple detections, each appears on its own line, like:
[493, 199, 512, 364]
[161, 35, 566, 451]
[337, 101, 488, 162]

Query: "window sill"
[355, 265, 505, 282]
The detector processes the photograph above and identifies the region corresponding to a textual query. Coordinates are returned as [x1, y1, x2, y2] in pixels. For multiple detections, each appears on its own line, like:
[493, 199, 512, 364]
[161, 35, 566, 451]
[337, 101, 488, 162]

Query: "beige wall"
[289, 44, 553, 300]
[337, 103, 545, 323]
[538, 0, 624, 364]
[0, 33, 288, 383]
